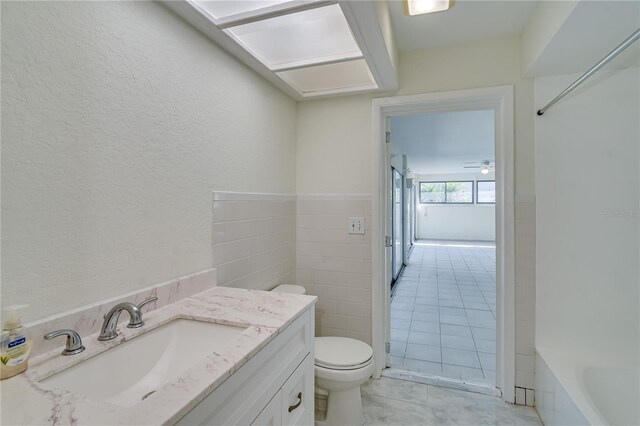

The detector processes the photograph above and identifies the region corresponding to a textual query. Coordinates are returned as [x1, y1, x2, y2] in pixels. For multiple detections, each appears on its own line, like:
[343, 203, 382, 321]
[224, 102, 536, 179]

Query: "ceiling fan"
[464, 160, 494, 174]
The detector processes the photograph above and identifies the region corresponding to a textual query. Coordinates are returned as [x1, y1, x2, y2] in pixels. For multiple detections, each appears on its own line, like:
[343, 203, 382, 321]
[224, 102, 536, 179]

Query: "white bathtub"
[536, 348, 640, 426]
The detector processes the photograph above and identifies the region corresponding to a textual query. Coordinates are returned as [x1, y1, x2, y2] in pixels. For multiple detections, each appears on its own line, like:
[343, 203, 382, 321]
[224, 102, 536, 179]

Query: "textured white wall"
[535, 68, 640, 364]
[415, 173, 496, 241]
[296, 94, 373, 194]
[296, 37, 535, 196]
[1, 1, 296, 322]
[417, 203, 495, 241]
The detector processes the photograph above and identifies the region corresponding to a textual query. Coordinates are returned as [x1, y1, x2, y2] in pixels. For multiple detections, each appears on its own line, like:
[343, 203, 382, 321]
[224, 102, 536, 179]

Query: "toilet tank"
[270, 284, 306, 295]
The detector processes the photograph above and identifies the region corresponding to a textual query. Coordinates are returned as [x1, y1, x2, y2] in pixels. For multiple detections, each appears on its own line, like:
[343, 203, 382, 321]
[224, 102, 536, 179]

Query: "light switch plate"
[348, 217, 365, 234]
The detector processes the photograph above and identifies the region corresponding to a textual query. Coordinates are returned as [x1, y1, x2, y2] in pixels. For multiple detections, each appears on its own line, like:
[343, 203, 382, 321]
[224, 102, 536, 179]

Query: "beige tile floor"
[362, 376, 542, 425]
[391, 240, 497, 384]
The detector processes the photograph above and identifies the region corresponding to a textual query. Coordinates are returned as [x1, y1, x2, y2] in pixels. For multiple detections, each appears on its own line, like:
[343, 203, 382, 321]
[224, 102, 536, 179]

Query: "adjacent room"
[388, 110, 498, 384]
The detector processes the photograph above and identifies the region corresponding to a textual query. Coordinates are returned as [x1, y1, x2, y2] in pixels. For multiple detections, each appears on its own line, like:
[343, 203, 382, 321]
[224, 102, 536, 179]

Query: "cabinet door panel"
[252, 391, 282, 426]
[281, 355, 314, 426]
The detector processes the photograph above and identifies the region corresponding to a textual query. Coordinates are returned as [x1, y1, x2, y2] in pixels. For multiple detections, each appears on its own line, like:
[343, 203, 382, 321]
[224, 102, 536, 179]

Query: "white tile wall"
[212, 192, 296, 290]
[296, 196, 373, 345]
[515, 197, 536, 394]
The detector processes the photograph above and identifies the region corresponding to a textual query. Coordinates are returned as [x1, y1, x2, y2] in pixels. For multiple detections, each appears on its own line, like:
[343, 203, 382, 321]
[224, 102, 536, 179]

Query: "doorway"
[371, 86, 516, 402]
[388, 108, 498, 385]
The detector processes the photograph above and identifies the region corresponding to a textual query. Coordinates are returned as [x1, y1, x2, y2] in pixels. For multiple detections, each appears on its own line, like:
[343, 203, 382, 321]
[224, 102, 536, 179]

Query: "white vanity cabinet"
[176, 307, 315, 426]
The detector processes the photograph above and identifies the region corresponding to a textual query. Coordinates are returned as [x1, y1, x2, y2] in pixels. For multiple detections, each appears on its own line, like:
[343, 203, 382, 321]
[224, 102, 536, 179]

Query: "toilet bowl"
[270, 284, 374, 426]
[314, 337, 374, 426]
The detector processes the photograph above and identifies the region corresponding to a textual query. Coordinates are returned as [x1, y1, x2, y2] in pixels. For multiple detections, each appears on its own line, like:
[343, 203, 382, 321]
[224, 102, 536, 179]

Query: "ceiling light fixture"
[480, 161, 490, 175]
[404, 0, 454, 16]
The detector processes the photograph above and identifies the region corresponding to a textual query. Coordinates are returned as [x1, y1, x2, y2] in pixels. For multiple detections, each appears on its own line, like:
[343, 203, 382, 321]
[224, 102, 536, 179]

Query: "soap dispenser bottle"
[0, 305, 32, 380]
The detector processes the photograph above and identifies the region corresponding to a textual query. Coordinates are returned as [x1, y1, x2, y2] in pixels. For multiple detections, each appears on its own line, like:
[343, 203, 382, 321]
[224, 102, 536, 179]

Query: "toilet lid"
[315, 337, 373, 370]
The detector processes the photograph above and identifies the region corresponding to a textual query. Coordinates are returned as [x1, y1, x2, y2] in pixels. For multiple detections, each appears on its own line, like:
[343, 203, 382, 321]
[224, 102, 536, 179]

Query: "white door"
[391, 167, 404, 282]
[383, 127, 393, 367]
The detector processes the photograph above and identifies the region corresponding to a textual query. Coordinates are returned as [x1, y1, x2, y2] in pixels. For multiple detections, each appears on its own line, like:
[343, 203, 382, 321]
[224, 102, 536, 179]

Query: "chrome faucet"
[98, 297, 158, 341]
[44, 329, 85, 356]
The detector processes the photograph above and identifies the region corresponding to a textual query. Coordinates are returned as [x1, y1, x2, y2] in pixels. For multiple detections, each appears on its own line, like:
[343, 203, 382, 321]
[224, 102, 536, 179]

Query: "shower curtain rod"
[537, 28, 640, 116]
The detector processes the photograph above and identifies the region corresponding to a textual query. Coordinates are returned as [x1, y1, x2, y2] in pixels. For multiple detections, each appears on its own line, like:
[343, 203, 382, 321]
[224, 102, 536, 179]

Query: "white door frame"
[370, 86, 516, 403]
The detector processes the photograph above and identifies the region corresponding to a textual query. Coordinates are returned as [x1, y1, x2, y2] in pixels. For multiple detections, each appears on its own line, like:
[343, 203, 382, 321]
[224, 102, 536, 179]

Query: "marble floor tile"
[363, 393, 436, 425]
[361, 377, 542, 426]
[361, 375, 428, 404]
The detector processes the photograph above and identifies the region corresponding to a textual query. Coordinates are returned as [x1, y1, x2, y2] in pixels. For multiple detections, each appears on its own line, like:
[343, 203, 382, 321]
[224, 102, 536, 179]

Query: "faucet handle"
[125, 296, 158, 329]
[44, 329, 85, 356]
[137, 296, 158, 311]
[102, 296, 158, 320]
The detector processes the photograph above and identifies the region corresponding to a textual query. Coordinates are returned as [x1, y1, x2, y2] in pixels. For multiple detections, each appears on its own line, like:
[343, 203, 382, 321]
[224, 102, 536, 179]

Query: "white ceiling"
[389, 0, 538, 52]
[390, 109, 495, 174]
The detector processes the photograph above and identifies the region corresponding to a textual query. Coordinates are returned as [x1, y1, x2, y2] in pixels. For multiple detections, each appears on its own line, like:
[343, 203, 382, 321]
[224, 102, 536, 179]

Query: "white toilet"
[271, 284, 374, 426]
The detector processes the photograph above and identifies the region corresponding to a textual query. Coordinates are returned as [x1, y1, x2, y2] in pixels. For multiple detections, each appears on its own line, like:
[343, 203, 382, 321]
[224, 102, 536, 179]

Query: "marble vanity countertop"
[0, 286, 317, 425]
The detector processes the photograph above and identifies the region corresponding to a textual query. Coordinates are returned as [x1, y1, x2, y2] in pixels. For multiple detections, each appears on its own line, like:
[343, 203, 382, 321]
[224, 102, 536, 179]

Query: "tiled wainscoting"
[212, 192, 296, 290]
[514, 196, 536, 402]
[296, 195, 373, 345]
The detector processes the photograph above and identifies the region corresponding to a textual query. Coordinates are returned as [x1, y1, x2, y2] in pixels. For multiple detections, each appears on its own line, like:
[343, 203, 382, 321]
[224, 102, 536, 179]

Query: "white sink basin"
[40, 319, 246, 407]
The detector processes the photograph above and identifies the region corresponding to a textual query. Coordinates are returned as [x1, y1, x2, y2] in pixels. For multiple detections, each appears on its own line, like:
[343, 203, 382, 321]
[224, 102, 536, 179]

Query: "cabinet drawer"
[281, 355, 314, 426]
